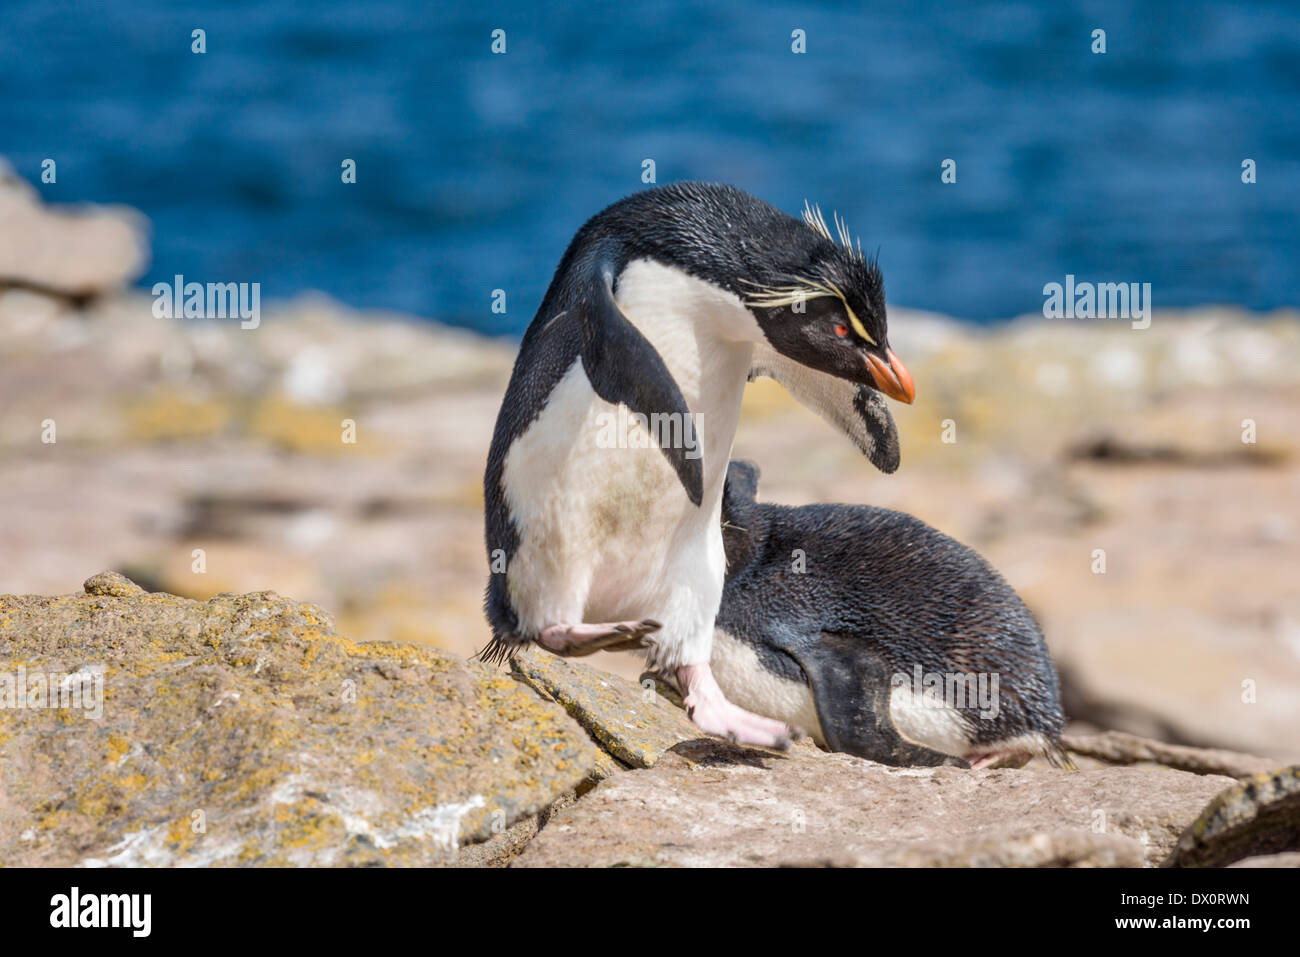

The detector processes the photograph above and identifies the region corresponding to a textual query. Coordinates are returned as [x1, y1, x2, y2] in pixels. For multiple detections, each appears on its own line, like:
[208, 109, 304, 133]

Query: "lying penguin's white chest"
[710, 629, 826, 742]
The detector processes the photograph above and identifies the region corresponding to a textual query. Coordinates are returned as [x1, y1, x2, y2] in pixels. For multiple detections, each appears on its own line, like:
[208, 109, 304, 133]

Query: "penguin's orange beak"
[865, 349, 915, 404]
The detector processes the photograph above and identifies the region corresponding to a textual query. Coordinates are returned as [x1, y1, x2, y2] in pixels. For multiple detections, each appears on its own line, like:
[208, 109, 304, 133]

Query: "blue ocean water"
[3, 1, 1297, 335]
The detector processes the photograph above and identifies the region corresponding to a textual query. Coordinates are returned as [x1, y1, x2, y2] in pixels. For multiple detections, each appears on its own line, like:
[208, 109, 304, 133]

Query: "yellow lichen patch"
[115, 772, 150, 795]
[122, 387, 233, 442]
[40, 809, 79, 832]
[73, 768, 150, 819]
[247, 393, 371, 455]
[123, 648, 197, 678]
[165, 815, 198, 853]
[327, 632, 428, 667]
[299, 643, 331, 669]
[104, 733, 131, 764]
[270, 799, 348, 853]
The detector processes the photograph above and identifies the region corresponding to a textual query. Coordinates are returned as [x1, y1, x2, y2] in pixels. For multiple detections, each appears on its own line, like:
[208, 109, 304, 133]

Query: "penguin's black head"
[743, 203, 915, 404]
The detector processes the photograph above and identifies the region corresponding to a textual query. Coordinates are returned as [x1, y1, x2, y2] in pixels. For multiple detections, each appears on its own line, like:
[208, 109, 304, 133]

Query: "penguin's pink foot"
[676, 662, 793, 750]
[536, 619, 662, 657]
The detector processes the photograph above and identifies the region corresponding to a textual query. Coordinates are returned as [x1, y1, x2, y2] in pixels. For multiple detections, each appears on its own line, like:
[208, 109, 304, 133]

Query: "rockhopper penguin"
[482, 183, 915, 747]
[709, 459, 1069, 767]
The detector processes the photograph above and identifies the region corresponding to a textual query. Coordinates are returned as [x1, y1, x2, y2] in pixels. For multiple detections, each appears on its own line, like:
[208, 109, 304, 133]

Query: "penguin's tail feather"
[476, 633, 524, 668]
[1045, 738, 1078, 770]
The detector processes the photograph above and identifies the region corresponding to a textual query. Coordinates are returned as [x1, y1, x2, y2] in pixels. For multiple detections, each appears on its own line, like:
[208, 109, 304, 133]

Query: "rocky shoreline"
[1, 573, 1296, 868]
[2, 162, 1298, 866]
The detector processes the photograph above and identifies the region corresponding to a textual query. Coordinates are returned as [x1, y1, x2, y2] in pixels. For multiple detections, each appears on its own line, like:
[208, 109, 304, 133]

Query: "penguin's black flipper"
[781, 631, 961, 767]
[577, 261, 704, 506]
[748, 344, 900, 474]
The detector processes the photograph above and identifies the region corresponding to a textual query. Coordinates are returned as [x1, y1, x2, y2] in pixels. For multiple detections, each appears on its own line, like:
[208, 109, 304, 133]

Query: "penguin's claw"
[536, 619, 662, 657]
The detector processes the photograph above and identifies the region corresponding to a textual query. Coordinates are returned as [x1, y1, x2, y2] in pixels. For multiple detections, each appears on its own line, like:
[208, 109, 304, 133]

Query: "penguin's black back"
[556, 182, 822, 299]
[718, 466, 1064, 744]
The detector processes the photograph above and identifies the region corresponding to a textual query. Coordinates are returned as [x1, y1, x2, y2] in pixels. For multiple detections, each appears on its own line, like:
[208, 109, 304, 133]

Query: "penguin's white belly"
[708, 635, 976, 757]
[711, 645, 1047, 760]
[889, 687, 1054, 761]
[500, 258, 761, 667]
[499, 358, 728, 661]
[887, 684, 975, 755]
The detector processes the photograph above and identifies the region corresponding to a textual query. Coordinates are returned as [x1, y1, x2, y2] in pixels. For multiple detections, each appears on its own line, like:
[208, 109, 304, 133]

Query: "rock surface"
[1228, 852, 1300, 867]
[0, 573, 597, 866]
[514, 738, 1232, 868]
[0, 160, 148, 296]
[1063, 731, 1280, 779]
[3, 574, 1290, 869]
[1162, 765, 1300, 868]
[813, 831, 1146, 868]
[510, 647, 700, 768]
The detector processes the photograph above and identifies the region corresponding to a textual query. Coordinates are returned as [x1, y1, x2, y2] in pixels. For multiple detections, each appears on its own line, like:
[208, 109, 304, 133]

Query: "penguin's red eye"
[835, 323, 849, 338]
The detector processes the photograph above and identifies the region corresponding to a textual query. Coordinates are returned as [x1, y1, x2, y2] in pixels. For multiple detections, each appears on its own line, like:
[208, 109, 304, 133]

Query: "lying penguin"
[704, 459, 1069, 768]
[482, 183, 916, 747]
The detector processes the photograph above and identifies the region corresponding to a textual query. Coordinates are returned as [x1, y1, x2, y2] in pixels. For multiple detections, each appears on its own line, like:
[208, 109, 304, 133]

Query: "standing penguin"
[709, 459, 1069, 767]
[482, 183, 915, 747]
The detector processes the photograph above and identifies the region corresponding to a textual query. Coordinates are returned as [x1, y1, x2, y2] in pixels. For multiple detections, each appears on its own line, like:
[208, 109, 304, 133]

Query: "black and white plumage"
[480, 183, 915, 747]
[711, 459, 1069, 767]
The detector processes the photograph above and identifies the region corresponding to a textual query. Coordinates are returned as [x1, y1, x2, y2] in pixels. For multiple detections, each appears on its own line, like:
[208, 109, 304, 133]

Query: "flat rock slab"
[816, 830, 1146, 868]
[514, 738, 1233, 868]
[1063, 731, 1279, 779]
[1163, 765, 1300, 868]
[510, 647, 701, 768]
[1229, 852, 1300, 868]
[0, 572, 597, 866]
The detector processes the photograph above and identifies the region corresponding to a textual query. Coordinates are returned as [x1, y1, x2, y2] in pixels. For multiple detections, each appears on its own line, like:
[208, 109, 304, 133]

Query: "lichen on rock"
[510, 646, 701, 768]
[0, 573, 598, 866]
[1163, 765, 1300, 868]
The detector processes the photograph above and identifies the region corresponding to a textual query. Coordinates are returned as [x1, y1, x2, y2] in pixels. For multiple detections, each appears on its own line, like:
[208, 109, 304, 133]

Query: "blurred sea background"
[3, 0, 1298, 331]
